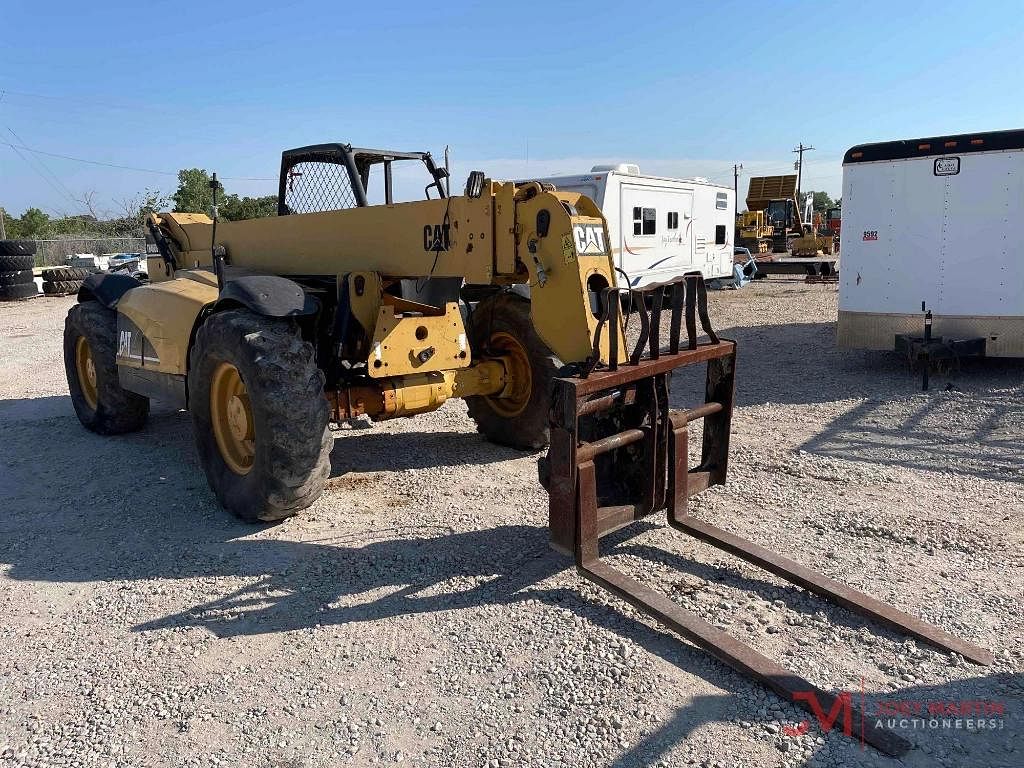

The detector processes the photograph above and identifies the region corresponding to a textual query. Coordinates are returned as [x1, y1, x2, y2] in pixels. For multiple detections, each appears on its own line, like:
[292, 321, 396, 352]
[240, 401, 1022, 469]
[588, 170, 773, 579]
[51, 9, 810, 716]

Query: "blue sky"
[2, 0, 1023, 216]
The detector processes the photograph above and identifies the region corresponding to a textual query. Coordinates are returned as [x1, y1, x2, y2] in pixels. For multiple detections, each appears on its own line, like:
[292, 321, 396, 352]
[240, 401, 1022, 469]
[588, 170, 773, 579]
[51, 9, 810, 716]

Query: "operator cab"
[765, 198, 795, 229]
[278, 143, 450, 214]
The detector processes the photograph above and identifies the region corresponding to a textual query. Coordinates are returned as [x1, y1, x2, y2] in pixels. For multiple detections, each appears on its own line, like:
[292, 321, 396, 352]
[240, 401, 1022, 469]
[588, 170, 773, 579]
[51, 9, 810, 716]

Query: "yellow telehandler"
[62, 142, 989, 756]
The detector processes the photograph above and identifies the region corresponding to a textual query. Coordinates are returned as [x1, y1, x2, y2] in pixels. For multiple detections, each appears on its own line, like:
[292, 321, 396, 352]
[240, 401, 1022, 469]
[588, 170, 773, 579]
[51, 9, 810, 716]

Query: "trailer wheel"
[64, 301, 150, 434]
[189, 309, 332, 522]
[466, 293, 560, 450]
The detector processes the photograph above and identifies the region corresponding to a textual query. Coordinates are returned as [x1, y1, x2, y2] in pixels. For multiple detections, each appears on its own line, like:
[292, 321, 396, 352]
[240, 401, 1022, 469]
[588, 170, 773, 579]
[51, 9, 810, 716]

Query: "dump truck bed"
[745, 175, 797, 211]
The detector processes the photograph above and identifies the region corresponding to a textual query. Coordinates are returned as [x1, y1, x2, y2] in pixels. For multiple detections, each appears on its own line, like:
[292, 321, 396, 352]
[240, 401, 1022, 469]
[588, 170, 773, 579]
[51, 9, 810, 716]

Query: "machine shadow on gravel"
[799, 391, 1024, 484]
[131, 519, 1020, 766]
[682, 320, 1024, 409]
[327, 426, 519, 474]
[610, 671, 1022, 768]
[3, 393, 1017, 765]
[668, 319, 1024, 484]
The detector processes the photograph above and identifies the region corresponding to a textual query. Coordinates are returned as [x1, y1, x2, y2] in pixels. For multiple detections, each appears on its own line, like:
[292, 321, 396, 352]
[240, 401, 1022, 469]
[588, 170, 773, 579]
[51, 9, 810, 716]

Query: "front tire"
[189, 309, 331, 522]
[64, 301, 150, 434]
[465, 293, 560, 450]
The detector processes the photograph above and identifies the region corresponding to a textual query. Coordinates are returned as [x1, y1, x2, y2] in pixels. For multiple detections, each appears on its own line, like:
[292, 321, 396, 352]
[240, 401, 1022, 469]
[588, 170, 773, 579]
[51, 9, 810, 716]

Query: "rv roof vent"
[590, 163, 640, 176]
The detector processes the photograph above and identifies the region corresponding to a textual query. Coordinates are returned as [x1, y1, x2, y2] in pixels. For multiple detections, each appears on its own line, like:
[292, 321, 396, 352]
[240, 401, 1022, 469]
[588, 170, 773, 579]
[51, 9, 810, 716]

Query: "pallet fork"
[542, 274, 993, 757]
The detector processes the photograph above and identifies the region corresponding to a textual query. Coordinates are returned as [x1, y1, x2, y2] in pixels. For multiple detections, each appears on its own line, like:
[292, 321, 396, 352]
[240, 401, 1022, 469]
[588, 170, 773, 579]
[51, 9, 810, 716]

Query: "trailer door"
[937, 152, 1023, 315]
[619, 184, 693, 285]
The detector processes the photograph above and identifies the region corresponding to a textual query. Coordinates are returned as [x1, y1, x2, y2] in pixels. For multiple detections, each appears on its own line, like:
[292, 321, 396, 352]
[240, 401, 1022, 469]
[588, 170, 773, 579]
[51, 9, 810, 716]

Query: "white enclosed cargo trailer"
[531, 165, 735, 288]
[838, 129, 1024, 357]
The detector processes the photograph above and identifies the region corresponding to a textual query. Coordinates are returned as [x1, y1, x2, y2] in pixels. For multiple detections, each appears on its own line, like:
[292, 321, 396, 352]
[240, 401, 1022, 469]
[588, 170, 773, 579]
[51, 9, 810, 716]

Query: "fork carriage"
[542, 273, 992, 757]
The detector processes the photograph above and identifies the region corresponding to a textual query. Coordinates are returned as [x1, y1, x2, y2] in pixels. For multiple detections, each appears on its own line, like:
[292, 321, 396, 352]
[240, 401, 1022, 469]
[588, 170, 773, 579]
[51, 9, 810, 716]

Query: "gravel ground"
[0, 281, 1021, 768]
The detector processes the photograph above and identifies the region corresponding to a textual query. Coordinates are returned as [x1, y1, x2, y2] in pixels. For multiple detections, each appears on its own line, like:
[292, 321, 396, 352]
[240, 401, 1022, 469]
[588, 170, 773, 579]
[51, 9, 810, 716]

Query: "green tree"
[811, 191, 835, 213]
[0, 207, 21, 238]
[17, 207, 51, 238]
[221, 194, 278, 221]
[171, 168, 224, 214]
[170, 169, 276, 221]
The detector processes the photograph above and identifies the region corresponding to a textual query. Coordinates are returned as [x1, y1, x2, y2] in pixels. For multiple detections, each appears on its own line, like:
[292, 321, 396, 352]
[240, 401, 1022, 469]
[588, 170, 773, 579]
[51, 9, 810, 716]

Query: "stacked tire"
[0, 240, 38, 301]
[42, 266, 91, 296]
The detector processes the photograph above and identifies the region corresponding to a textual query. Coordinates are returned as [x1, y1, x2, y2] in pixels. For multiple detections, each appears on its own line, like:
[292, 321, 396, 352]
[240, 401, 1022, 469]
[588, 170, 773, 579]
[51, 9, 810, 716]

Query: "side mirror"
[464, 171, 485, 199]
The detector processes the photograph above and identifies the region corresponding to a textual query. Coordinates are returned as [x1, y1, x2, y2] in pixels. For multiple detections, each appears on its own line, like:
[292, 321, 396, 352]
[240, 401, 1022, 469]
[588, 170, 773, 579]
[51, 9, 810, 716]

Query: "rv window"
[642, 207, 656, 235]
[715, 192, 728, 210]
[667, 212, 679, 230]
[715, 224, 727, 245]
[633, 206, 656, 235]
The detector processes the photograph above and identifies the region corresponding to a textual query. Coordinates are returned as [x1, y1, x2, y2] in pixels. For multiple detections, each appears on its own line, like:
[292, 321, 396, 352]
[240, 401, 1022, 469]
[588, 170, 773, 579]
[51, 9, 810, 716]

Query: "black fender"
[78, 272, 143, 308]
[213, 275, 318, 317]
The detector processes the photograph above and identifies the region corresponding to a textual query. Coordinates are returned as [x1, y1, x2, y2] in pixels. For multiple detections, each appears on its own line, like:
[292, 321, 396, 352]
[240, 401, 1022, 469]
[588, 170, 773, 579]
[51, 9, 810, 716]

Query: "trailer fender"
[213, 275, 318, 317]
[77, 272, 143, 309]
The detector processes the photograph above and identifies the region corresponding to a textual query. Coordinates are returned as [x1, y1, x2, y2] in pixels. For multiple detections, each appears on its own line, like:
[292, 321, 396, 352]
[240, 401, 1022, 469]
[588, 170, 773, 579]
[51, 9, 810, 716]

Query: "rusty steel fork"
[543, 274, 993, 758]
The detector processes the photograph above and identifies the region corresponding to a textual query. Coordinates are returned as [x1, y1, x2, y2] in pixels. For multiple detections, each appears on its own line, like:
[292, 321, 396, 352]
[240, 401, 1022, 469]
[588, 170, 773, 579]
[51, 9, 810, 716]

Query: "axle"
[326, 359, 508, 421]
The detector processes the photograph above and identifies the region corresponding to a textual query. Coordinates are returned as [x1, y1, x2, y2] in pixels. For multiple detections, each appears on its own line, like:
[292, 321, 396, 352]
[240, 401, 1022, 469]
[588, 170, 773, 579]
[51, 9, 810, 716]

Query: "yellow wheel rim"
[210, 362, 255, 476]
[485, 332, 533, 418]
[75, 336, 99, 411]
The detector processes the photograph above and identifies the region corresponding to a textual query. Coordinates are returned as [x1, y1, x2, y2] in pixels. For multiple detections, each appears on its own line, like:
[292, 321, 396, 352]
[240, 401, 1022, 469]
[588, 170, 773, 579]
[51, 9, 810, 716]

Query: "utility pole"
[792, 142, 815, 200]
[733, 163, 743, 205]
[0, 207, 5, 240]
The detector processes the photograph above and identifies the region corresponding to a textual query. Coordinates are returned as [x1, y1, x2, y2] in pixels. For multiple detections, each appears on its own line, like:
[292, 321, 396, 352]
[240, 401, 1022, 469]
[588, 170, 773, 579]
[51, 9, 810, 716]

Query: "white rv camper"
[838, 129, 1024, 357]
[533, 165, 735, 288]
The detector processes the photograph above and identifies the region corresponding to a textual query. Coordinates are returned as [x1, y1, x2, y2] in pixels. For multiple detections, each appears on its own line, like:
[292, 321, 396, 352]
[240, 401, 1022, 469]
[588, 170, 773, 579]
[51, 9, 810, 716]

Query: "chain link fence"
[31, 237, 147, 267]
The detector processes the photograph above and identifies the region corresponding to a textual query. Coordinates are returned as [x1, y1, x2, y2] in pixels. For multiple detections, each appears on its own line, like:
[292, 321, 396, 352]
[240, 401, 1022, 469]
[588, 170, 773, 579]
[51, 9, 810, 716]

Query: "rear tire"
[64, 301, 150, 434]
[42, 266, 91, 281]
[0, 254, 35, 271]
[0, 240, 36, 260]
[0, 282, 38, 300]
[189, 309, 332, 522]
[0, 269, 34, 286]
[465, 293, 560, 450]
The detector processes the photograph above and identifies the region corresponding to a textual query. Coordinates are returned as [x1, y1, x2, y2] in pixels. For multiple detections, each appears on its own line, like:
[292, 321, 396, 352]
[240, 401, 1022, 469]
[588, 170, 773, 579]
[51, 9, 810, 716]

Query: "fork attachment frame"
[543, 274, 993, 758]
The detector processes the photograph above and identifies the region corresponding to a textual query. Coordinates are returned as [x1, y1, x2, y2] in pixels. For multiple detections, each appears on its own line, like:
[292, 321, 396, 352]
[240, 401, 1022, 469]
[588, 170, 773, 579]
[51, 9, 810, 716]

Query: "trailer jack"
[542, 275, 993, 757]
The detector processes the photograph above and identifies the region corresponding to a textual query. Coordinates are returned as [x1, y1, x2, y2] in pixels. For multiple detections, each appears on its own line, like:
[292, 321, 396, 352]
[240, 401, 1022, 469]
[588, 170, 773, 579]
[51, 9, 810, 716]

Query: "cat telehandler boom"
[62, 142, 990, 757]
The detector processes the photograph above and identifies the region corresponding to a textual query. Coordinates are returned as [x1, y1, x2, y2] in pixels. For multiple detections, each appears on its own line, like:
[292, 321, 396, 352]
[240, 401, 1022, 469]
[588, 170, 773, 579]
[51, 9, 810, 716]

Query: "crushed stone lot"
[0, 281, 1021, 768]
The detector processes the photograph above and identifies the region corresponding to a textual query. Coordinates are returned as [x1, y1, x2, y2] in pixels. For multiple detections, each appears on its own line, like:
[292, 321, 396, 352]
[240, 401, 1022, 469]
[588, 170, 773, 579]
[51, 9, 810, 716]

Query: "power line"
[0, 140, 277, 181]
[5, 126, 81, 207]
[3, 134, 82, 215]
[0, 87, 166, 113]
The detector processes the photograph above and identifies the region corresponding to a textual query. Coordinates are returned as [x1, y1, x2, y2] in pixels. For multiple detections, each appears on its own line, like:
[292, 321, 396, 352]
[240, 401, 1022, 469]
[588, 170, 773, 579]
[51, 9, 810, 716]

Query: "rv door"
[619, 185, 694, 286]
